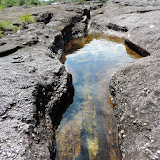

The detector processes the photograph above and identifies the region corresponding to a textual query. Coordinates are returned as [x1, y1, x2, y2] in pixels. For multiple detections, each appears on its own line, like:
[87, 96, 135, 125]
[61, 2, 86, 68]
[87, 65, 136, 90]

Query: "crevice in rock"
[130, 9, 160, 14]
[37, 12, 53, 24]
[106, 23, 128, 32]
[0, 45, 22, 57]
[33, 72, 74, 159]
[32, 8, 91, 160]
[49, 8, 90, 59]
[125, 39, 150, 57]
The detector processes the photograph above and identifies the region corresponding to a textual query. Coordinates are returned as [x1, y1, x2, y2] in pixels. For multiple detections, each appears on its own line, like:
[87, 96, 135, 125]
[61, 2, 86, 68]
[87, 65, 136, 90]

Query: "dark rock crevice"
[106, 23, 128, 32]
[36, 12, 53, 24]
[125, 39, 150, 57]
[33, 72, 74, 160]
[130, 8, 160, 14]
[0, 45, 22, 57]
[30, 8, 91, 160]
[50, 8, 90, 59]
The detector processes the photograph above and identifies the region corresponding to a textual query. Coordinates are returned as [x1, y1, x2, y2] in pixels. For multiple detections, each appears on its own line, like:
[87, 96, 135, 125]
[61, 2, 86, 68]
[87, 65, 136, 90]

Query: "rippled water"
[55, 34, 142, 160]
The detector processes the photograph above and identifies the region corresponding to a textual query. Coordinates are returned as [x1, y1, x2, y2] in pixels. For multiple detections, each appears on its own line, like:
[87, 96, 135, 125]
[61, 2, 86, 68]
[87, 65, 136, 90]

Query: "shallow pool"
[55, 34, 142, 160]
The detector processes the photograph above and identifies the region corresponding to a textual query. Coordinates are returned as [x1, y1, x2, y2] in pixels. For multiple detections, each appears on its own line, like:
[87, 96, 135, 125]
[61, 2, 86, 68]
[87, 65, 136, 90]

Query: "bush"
[1, 0, 17, 8]
[0, 4, 3, 10]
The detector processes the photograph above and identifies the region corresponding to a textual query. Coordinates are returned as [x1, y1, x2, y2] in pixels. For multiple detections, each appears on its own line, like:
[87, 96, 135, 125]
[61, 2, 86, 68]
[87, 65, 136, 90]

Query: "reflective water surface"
[56, 34, 142, 160]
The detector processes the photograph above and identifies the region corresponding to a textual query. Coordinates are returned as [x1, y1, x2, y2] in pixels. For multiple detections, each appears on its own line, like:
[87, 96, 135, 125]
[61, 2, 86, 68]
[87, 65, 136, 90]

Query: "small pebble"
[143, 122, 147, 126]
[120, 130, 125, 134]
[130, 115, 135, 118]
[122, 134, 126, 138]
[145, 142, 150, 147]
[2, 115, 7, 120]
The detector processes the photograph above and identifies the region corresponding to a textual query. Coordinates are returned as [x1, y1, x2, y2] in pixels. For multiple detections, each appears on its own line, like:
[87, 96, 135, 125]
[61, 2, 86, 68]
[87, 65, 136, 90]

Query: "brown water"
[56, 34, 142, 160]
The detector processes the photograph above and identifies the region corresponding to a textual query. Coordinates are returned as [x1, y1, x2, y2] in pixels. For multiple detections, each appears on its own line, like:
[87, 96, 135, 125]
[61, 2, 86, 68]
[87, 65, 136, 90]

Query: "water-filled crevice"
[55, 33, 144, 160]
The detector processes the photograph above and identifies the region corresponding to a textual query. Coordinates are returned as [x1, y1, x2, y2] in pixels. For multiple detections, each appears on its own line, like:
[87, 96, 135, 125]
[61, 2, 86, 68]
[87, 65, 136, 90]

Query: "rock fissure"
[130, 9, 160, 14]
[0, 45, 22, 57]
[125, 39, 150, 57]
[106, 23, 128, 32]
[50, 8, 90, 59]
[30, 8, 91, 159]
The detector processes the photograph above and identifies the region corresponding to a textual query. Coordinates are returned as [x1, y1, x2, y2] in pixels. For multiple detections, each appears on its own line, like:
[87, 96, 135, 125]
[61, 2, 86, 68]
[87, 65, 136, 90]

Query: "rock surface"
[91, 0, 160, 159]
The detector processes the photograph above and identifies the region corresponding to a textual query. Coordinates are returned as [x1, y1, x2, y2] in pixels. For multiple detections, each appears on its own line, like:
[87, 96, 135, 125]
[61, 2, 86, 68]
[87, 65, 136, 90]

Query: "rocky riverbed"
[0, 0, 160, 160]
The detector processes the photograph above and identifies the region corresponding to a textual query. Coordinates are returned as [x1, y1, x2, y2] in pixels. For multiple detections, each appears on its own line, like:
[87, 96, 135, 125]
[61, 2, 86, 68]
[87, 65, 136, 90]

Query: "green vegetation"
[0, 0, 54, 10]
[19, 13, 35, 24]
[0, 0, 109, 10]
[100, 0, 109, 4]
[0, 19, 18, 38]
[0, 30, 2, 38]
[0, 19, 18, 31]
[0, 13, 35, 38]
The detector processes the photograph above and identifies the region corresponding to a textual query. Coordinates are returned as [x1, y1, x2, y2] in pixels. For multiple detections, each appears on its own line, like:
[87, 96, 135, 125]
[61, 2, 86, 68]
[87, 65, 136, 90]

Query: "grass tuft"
[0, 4, 3, 10]
[0, 30, 2, 38]
[0, 19, 19, 38]
[19, 13, 35, 24]
[0, 19, 18, 31]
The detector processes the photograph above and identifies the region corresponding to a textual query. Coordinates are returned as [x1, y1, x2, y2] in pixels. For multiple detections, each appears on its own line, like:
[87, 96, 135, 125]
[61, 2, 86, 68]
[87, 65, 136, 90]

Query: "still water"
[56, 34, 142, 160]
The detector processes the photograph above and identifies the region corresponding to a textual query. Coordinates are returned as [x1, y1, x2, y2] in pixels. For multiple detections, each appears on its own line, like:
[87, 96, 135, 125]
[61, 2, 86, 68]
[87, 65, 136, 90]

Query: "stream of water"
[55, 34, 142, 160]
